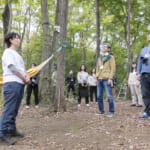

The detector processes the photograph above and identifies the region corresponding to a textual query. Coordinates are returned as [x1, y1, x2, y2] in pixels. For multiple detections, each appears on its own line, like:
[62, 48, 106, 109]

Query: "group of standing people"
[77, 65, 97, 107]
[65, 66, 98, 106]
[66, 43, 116, 118]
[1, 31, 150, 146]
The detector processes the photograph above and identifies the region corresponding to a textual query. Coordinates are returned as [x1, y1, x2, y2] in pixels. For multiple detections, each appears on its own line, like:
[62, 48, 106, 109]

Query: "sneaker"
[12, 130, 24, 138]
[95, 102, 98, 105]
[35, 105, 39, 108]
[95, 112, 104, 116]
[130, 104, 136, 107]
[5, 130, 24, 138]
[90, 102, 93, 104]
[139, 113, 149, 119]
[78, 104, 81, 107]
[0, 136, 16, 145]
[137, 104, 143, 107]
[25, 105, 30, 109]
[86, 104, 89, 107]
[107, 113, 114, 117]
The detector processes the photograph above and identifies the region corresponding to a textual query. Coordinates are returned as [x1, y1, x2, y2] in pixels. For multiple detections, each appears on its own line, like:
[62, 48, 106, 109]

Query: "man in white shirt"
[0, 32, 29, 145]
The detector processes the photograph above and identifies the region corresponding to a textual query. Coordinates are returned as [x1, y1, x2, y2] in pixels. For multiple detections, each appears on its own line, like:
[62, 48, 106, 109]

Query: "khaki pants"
[130, 85, 143, 105]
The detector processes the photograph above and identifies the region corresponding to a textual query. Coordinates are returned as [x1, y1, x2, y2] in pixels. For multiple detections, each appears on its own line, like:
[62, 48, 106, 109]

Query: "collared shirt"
[2, 48, 26, 84]
[137, 47, 150, 74]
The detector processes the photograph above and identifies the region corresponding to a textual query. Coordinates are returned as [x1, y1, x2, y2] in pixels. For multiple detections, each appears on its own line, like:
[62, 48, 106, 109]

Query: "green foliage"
[0, 0, 150, 93]
[22, 32, 43, 69]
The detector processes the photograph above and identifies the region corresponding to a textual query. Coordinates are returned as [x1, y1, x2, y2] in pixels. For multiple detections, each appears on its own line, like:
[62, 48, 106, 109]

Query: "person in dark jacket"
[66, 70, 76, 100]
[26, 63, 40, 108]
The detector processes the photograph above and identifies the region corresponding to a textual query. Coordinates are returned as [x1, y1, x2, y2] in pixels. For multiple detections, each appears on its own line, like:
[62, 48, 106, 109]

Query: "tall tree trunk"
[2, 0, 12, 50]
[19, 6, 30, 52]
[26, 8, 31, 67]
[126, 0, 131, 99]
[69, 38, 73, 70]
[127, 0, 131, 75]
[82, 47, 86, 65]
[51, 0, 61, 73]
[96, 0, 100, 65]
[68, 0, 73, 70]
[49, 0, 60, 105]
[81, 32, 86, 64]
[40, 0, 52, 102]
[54, 0, 68, 112]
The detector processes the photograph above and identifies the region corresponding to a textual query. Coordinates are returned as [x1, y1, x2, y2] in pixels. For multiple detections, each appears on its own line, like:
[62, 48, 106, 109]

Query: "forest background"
[0, 0, 149, 110]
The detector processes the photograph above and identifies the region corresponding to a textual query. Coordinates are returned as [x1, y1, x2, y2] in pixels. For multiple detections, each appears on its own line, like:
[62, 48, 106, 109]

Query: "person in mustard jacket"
[96, 43, 116, 117]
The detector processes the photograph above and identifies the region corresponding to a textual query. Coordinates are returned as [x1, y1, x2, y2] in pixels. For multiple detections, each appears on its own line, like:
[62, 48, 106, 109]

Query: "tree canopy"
[0, 0, 149, 100]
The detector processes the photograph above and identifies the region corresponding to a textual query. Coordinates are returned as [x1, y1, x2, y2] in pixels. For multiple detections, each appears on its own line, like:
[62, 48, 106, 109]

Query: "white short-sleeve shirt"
[2, 48, 26, 84]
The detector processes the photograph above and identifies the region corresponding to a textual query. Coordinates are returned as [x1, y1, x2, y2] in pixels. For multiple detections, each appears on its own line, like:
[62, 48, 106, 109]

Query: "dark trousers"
[67, 85, 76, 98]
[141, 73, 150, 116]
[78, 96, 89, 104]
[78, 84, 89, 104]
[0, 82, 25, 137]
[90, 86, 97, 102]
[26, 84, 39, 105]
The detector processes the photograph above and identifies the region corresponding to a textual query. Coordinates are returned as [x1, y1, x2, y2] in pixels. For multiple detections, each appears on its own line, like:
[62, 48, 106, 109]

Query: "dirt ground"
[0, 100, 150, 150]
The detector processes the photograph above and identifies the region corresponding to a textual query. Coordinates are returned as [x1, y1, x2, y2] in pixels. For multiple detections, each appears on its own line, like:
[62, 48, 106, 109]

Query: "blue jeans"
[140, 73, 150, 116]
[97, 79, 114, 114]
[0, 82, 25, 137]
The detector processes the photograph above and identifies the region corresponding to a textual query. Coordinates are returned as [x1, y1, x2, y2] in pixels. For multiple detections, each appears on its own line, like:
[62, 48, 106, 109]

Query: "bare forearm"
[16, 72, 30, 85]
[16, 72, 26, 82]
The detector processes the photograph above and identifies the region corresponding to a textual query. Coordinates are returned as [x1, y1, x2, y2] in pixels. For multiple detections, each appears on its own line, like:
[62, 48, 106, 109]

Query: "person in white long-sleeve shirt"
[77, 64, 89, 107]
[128, 62, 143, 107]
[88, 68, 97, 104]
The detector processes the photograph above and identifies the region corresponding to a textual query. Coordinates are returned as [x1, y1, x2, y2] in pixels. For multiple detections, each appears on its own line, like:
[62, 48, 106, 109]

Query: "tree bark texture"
[96, 0, 100, 65]
[2, 0, 12, 50]
[40, 0, 52, 102]
[127, 0, 131, 75]
[54, 0, 68, 112]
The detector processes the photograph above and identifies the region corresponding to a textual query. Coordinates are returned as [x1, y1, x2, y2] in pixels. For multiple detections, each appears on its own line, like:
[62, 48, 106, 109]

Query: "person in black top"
[26, 63, 40, 108]
[66, 70, 76, 100]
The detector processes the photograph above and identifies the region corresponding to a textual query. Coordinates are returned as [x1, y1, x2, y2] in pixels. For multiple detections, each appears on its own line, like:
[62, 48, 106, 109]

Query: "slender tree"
[50, 0, 61, 73]
[2, 0, 12, 49]
[40, 0, 52, 102]
[81, 31, 86, 64]
[19, 6, 30, 52]
[54, 0, 68, 112]
[127, 0, 131, 74]
[96, 0, 100, 64]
